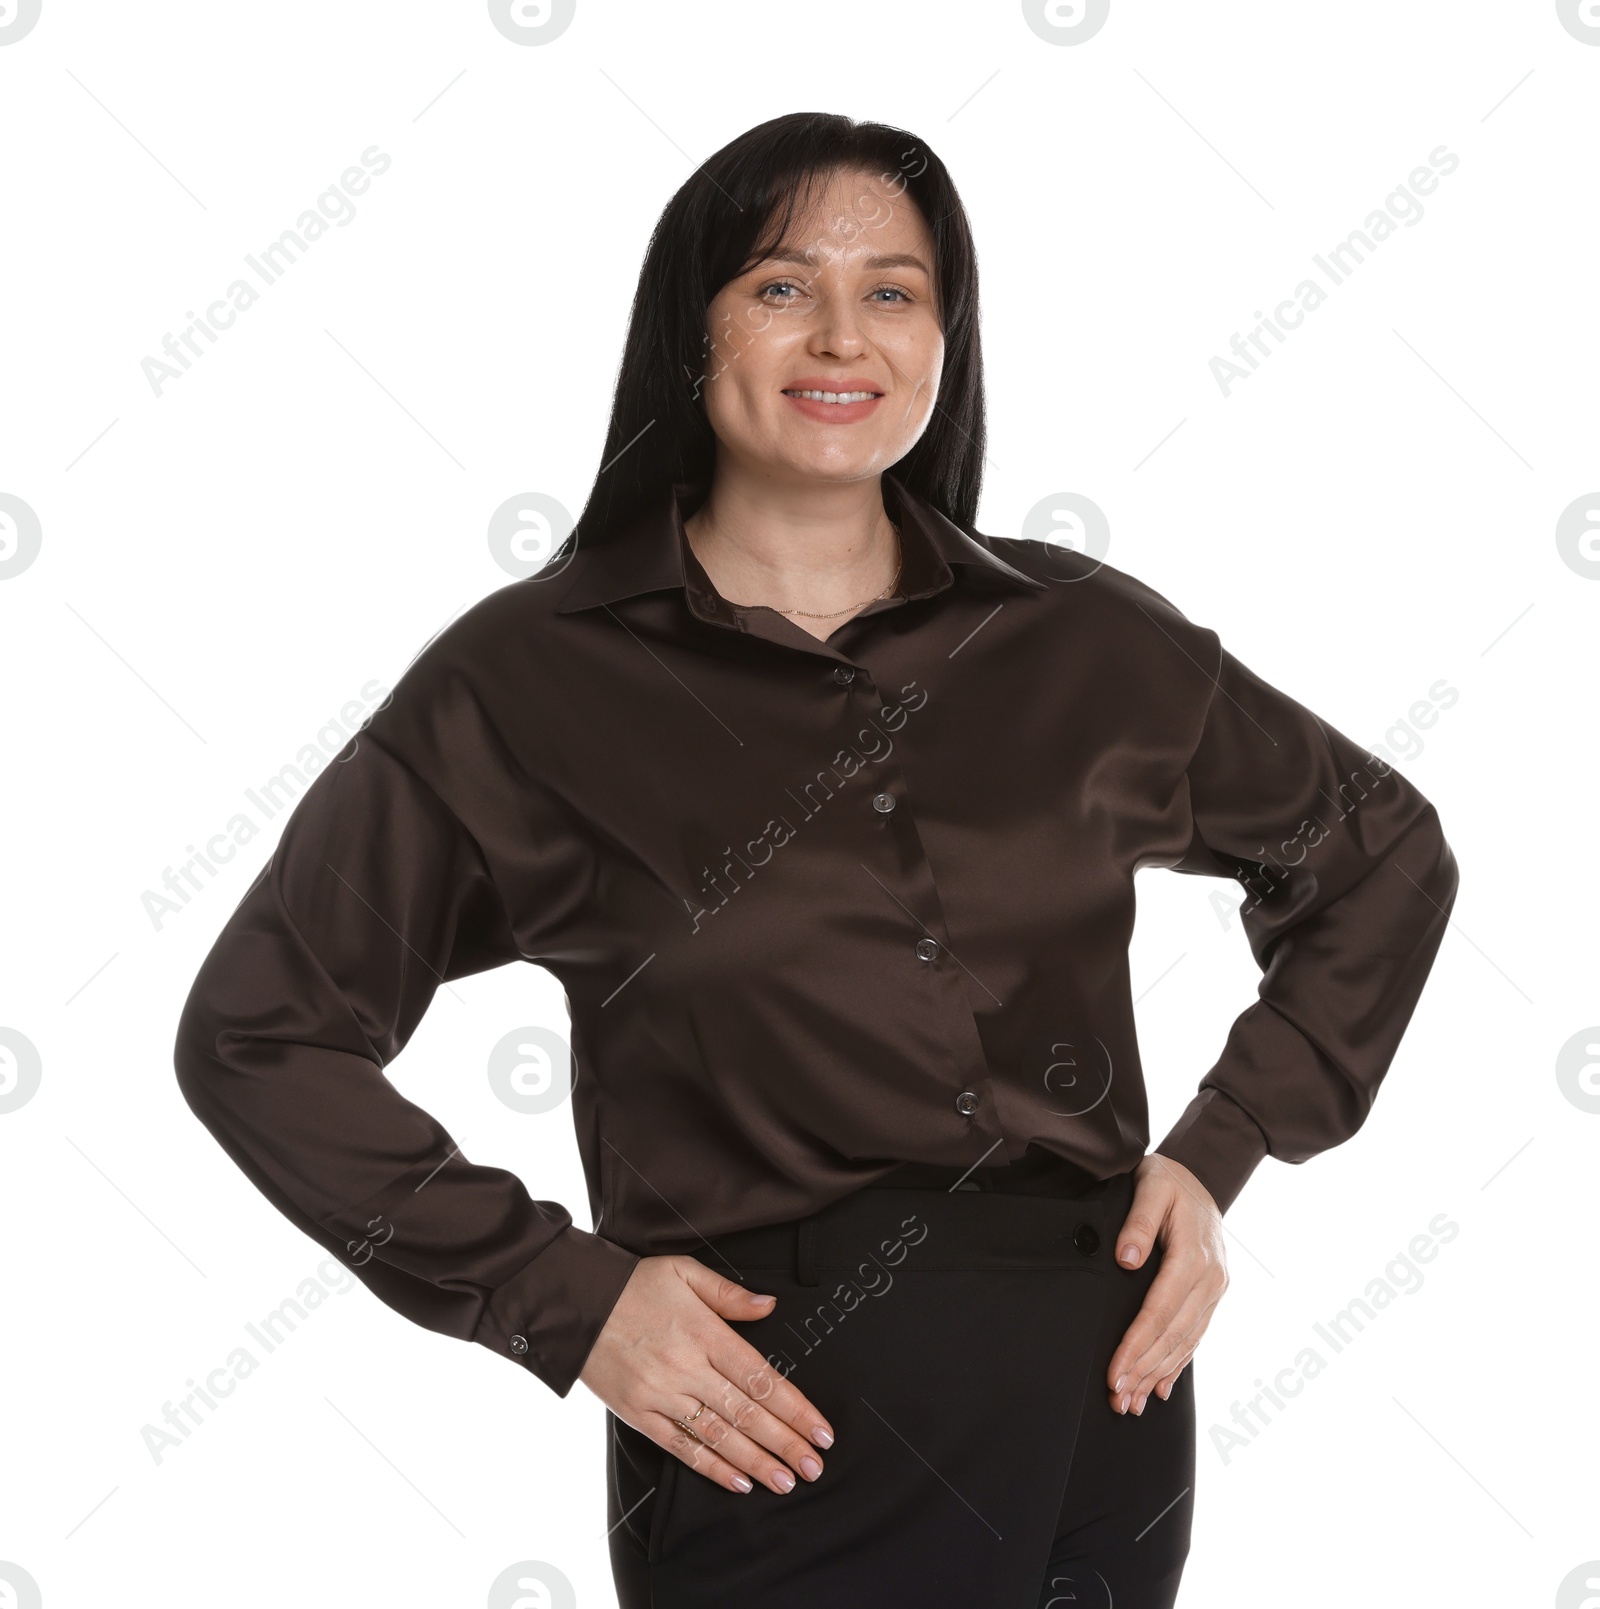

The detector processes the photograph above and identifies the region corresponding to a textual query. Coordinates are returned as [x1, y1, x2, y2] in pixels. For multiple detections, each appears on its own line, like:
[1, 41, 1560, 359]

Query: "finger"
[1106, 1249, 1195, 1388]
[1121, 1282, 1216, 1386]
[1111, 1183, 1171, 1271]
[1117, 1278, 1218, 1393]
[677, 1262, 835, 1449]
[660, 1384, 823, 1496]
[1154, 1362, 1188, 1401]
[1115, 1289, 1221, 1412]
[1134, 1344, 1199, 1412]
[689, 1264, 784, 1325]
[712, 1324, 836, 1452]
[1123, 1361, 1190, 1416]
[705, 1336, 834, 1482]
[647, 1411, 760, 1494]
[1108, 1265, 1219, 1404]
[1121, 1326, 1203, 1412]
[1105, 1215, 1227, 1392]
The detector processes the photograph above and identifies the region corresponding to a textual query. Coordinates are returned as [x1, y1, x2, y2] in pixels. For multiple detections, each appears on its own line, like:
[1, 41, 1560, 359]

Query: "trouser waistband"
[701, 1160, 1131, 1288]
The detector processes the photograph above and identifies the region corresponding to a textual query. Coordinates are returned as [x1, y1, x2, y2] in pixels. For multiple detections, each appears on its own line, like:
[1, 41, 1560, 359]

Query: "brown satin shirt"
[174, 470, 1460, 1397]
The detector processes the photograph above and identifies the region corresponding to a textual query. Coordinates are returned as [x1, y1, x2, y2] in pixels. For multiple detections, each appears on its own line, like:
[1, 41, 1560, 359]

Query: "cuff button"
[509, 1334, 530, 1356]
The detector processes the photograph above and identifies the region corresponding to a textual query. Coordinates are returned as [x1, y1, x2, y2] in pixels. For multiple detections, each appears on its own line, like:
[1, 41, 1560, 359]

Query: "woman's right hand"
[577, 1254, 835, 1494]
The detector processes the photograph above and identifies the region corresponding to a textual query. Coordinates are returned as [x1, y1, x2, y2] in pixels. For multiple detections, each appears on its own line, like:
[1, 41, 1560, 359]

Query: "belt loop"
[796, 1215, 819, 1286]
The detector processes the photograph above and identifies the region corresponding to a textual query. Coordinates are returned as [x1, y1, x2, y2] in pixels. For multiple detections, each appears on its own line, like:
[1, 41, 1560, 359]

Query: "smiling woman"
[681, 167, 944, 638]
[174, 110, 1458, 1609]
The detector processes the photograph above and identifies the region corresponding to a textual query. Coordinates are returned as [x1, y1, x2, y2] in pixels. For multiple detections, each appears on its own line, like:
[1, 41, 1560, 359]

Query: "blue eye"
[756, 280, 912, 304]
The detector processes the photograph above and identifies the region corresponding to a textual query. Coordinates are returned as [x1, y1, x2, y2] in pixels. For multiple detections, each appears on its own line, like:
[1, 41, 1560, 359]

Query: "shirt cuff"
[1153, 1087, 1270, 1216]
[473, 1224, 642, 1398]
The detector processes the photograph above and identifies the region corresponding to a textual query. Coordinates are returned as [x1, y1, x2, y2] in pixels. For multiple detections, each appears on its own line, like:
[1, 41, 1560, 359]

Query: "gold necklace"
[722, 521, 903, 619]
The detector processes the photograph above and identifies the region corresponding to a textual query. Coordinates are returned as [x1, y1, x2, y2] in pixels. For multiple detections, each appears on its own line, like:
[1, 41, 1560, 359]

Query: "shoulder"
[356, 571, 573, 786]
[394, 562, 586, 688]
[982, 533, 1223, 669]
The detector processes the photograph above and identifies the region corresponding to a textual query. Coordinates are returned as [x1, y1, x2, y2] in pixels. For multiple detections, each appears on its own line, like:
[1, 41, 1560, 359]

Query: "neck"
[683, 466, 901, 641]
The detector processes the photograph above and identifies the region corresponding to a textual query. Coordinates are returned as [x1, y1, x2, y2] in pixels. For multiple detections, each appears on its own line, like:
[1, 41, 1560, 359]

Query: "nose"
[808, 283, 868, 359]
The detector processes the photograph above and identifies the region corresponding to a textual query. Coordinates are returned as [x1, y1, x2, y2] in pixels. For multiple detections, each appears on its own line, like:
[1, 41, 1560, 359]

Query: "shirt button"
[915, 937, 940, 962]
[955, 1090, 980, 1115]
[872, 792, 896, 814]
[509, 1334, 530, 1356]
[832, 665, 856, 685]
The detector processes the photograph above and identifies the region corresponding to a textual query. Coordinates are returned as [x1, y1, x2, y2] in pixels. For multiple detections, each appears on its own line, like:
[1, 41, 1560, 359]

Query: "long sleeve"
[172, 728, 641, 1398]
[1152, 640, 1460, 1214]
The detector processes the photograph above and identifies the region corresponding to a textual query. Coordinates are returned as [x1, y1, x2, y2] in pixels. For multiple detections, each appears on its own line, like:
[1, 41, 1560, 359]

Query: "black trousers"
[606, 1150, 1196, 1608]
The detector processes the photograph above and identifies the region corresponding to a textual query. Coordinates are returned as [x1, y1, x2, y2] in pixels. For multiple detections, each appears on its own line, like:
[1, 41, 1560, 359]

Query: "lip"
[783, 376, 884, 395]
[781, 376, 886, 425]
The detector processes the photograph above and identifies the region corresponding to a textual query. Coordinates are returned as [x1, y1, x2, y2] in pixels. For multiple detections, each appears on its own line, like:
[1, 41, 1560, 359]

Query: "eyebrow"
[761, 248, 932, 275]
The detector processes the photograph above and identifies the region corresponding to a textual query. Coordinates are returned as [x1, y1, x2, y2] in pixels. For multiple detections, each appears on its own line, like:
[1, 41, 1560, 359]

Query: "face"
[696, 166, 944, 486]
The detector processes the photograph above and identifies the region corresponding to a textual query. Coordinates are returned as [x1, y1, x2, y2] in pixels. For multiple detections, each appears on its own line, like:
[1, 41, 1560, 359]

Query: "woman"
[174, 113, 1459, 1607]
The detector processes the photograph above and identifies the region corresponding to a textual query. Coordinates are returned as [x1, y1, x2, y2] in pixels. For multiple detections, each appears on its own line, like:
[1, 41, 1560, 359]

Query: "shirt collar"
[552, 469, 1045, 621]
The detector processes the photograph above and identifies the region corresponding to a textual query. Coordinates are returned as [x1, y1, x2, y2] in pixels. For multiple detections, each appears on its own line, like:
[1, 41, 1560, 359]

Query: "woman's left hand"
[1105, 1153, 1229, 1415]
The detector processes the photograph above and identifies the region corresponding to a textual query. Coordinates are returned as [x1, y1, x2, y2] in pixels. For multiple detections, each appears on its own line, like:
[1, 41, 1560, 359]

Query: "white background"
[2, 2, 1595, 1605]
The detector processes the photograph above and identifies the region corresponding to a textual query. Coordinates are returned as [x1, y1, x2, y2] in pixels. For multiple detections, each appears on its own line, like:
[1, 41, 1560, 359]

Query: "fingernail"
[772, 1469, 796, 1492]
[1112, 1374, 1126, 1393]
[1159, 1382, 1171, 1400]
[1133, 1397, 1146, 1415]
[747, 1291, 773, 1304]
[1119, 1245, 1140, 1265]
[812, 1426, 833, 1448]
[731, 1475, 753, 1492]
[799, 1455, 822, 1480]
[1116, 1393, 1130, 1413]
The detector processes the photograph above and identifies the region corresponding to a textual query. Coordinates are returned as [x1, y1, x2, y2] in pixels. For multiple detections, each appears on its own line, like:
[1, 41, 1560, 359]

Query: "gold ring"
[672, 1401, 708, 1441]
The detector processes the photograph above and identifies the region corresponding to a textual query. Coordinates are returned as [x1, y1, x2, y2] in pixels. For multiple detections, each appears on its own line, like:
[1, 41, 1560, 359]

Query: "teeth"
[784, 389, 878, 403]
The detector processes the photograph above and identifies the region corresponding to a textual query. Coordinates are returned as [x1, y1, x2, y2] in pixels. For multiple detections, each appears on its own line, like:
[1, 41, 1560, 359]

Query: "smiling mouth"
[781, 388, 883, 403]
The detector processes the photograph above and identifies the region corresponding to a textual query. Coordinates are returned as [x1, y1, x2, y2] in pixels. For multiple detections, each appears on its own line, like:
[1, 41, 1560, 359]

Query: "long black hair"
[564, 111, 987, 552]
